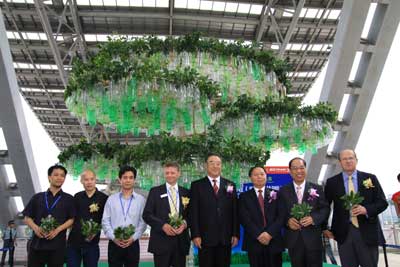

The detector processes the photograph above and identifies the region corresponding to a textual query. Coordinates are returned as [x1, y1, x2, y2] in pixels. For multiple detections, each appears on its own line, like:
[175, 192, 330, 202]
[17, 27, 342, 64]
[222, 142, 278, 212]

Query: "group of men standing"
[20, 149, 387, 267]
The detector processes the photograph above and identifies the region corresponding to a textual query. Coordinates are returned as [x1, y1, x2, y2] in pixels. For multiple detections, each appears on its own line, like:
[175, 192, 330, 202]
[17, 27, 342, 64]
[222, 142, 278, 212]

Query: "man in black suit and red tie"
[238, 166, 284, 267]
[143, 162, 190, 267]
[189, 153, 240, 267]
[279, 157, 329, 267]
[324, 149, 388, 267]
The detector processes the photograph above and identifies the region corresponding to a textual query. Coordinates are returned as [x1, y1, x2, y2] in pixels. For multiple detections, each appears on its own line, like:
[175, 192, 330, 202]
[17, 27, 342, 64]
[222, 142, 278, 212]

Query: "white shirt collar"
[166, 183, 178, 192]
[253, 186, 265, 198]
[208, 176, 220, 187]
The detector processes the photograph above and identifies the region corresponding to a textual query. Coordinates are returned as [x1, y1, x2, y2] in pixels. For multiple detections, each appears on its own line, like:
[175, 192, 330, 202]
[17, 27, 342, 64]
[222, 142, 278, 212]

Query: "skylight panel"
[187, 0, 200, 9]
[103, 0, 117, 6]
[90, 0, 104, 6]
[271, 44, 280, 50]
[300, 8, 320, 19]
[327, 9, 341, 20]
[212, 1, 225, 12]
[156, 0, 168, 8]
[6, 31, 16, 39]
[76, 0, 90, 5]
[282, 9, 294, 17]
[131, 0, 143, 6]
[249, 4, 263, 15]
[238, 3, 250, 14]
[84, 34, 97, 42]
[116, 0, 130, 7]
[143, 0, 156, 7]
[175, 0, 186, 8]
[225, 2, 238, 13]
[200, 1, 212, 11]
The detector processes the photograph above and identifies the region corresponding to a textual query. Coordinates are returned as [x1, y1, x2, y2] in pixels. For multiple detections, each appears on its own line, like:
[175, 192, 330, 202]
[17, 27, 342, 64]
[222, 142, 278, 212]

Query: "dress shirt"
[102, 191, 147, 241]
[166, 183, 180, 213]
[207, 176, 221, 188]
[253, 187, 265, 198]
[342, 171, 358, 193]
[2, 227, 17, 240]
[293, 180, 306, 197]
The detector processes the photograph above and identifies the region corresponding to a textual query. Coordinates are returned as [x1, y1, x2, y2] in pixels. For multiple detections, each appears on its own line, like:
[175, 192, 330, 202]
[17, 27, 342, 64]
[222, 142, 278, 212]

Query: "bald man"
[67, 170, 108, 267]
[324, 149, 388, 267]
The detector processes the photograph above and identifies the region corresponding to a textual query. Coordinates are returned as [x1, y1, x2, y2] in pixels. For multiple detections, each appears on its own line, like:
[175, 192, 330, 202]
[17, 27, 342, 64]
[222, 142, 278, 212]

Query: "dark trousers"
[67, 244, 100, 267]
[28, 247, 65, 267]
[1, 240, 14, 267]
[288, 235, 322, 267]
[198, 244, 231, 267]
[338, 225, 379, 267]
[247, 248, 282, 267]
[108, 240, 139, 267]
[153, 250, 186, 267]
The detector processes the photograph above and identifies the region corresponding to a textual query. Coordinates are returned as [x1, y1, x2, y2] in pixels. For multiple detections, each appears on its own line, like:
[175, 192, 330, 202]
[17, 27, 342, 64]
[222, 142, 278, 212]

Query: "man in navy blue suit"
[238, 166, 284, 267]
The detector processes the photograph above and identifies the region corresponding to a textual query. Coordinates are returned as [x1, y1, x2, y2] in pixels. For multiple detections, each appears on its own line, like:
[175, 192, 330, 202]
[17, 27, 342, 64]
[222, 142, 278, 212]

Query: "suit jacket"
[143, 184, 191, 255]
[279, 181, 329, 250]
[189, 177, 240, 247]
[324, 171, 388, 245]
[238, 188, 284, 254]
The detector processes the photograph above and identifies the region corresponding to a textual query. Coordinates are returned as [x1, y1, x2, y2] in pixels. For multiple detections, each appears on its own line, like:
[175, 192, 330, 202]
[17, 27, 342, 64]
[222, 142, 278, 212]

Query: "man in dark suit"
[189, 153, 240, 267]
[143, 162, 190, 267]
[238, 166, 284, 267]
[324, 149, 388, 267]
[279, 157, 329, 267]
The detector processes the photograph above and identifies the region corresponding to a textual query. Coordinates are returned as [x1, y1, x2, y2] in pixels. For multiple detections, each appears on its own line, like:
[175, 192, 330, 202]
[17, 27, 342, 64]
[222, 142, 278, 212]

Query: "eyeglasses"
[340, 157, 356, 161]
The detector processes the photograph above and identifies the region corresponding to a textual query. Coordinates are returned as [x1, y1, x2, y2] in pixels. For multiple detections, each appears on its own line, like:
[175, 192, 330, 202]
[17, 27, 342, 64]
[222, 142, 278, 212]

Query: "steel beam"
[0, 10, 41, 206]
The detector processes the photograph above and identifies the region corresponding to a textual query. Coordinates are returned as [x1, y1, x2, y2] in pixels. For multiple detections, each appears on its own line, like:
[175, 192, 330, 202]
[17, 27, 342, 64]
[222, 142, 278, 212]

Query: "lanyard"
[167, 186, 179, 212]
[45, 191, 62, 215]
[119, 193, 133, 222]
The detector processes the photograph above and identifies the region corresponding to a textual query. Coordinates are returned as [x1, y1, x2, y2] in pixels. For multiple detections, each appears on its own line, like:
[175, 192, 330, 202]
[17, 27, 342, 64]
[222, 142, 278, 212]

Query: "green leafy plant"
[81, 219, 102, 239]
[114, 224, 135, 240]
[40, 215, 59, 233]
[341, 191, 364, 210]
[290, 203, 313, 220]
[168, 213, 184, 228]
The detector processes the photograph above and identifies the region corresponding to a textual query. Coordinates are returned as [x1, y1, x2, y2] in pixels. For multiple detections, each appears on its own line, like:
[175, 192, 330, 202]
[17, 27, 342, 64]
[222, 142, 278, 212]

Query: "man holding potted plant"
[189, 153, 240, 267]
[67, 169, 108, 267]
[143, 162, 190, 267]
[23, 164, 76, 267]
[102, 166, 147, 267]
[279, 157, 329, 267]
[324, 149, 388, 267]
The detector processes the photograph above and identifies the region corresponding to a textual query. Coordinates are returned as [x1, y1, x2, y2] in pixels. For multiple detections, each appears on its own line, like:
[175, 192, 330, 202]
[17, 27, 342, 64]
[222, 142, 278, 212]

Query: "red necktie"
[213, 179, 219, 195]
[258, 190, 266, 227]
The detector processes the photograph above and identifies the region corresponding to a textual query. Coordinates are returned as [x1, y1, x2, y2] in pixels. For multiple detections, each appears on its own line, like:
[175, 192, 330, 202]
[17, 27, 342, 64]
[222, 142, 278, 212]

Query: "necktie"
[258, 190, 267, 227]
[9, 229, 12, 242]
[213, 179, 219, 195]
[348, 176, 359, 228]
[169, 187, 177, 215]
[296, 186, 302, 204]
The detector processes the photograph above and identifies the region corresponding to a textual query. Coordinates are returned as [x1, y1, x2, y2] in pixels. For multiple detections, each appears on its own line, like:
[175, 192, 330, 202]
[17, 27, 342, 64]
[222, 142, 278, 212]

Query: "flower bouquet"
[81, 219, 102, 241]
[114, 224, 135, 240]
[40, 215, 59, 233]
[168, 213, 184, 228]
[290, 203, 312, 220]
[341, 191, 364, 210]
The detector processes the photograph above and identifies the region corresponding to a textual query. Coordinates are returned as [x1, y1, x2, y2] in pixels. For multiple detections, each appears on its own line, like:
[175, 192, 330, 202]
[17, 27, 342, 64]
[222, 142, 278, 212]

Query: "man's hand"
[120, 237, 134, 248]
[231, 236, 238, 248]
[351, 205, 367, 216]
[300, 216, 314, 227]
[193, 237, 202, 249]
[113, 238, 125, 248]
[45, 227, 61, 240]
[288, 217, 301, 230]
[162, 224, 177, 236]
[32, 225, 45, 238]
[173, 223, 187, 235]
[323, 230, 335, 239]
[257, 232, 272, 245]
